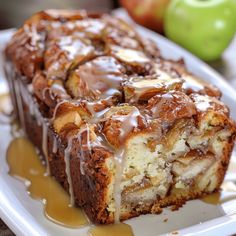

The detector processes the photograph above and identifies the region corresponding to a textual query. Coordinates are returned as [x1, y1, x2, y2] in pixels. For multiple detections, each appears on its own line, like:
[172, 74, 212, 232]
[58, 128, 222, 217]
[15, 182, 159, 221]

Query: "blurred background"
[0, 0, 119, 29]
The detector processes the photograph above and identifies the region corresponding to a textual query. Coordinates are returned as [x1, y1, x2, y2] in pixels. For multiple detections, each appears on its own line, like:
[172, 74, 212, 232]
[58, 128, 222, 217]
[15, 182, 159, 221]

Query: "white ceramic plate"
[1, 10, 236, 235]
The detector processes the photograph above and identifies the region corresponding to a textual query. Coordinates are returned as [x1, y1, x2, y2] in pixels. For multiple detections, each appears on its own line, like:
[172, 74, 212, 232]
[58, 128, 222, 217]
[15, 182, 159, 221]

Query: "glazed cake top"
[5, 9, 232, 148]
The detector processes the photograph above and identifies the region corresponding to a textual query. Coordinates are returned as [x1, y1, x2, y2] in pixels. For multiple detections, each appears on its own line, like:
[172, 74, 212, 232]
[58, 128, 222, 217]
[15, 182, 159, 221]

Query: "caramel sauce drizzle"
[201, 190, 236, 205]
[89, 223, 134, 236]
[201, 181, 236, 205]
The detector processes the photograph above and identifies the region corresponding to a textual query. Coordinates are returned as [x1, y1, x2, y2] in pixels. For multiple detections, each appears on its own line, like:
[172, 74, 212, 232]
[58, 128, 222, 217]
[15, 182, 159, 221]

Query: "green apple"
[164, 0, 236, 61]
[231, 0, 236, 12]
[230, 0, 236, 28]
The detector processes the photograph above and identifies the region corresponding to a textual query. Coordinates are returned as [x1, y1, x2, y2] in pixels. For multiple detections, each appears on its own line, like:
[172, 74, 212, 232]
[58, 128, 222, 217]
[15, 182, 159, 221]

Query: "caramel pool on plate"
[201, 181, 236, 205]
[7, 137, 134, 235]
[7, 137, 88, 227]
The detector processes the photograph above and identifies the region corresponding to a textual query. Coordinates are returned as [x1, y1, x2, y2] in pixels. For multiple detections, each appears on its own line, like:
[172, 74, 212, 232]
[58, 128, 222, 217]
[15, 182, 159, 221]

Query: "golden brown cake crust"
[5, 10, 236, 224]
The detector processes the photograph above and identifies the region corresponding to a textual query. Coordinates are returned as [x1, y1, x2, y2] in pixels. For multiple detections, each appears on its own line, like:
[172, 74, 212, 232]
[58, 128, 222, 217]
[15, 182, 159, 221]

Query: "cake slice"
[4, 9, 236, 224]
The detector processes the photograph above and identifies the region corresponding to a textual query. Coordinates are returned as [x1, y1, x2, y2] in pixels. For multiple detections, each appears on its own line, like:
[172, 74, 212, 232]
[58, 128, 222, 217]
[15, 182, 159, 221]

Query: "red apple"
[120, 0, 171, 34]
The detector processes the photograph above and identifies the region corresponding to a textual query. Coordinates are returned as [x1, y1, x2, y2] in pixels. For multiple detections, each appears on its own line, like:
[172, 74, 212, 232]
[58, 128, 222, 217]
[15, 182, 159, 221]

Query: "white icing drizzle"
[77, 56, 124, 99]
[35, 106, 43, 126]
[42, 121, 50, 175]
[16, 76, 50, 175]
[86, 124, 91, 156]
[42, 87, 54, 101]
[120, 109, 139, 140]
[77, 125, 90, 175]
[113, 148, 126, 223]
[182, 75, 204, 93]
[192, 95, 213, 112]
[19, 81, 43, 126]
[111, 107, 140, 141]
[14, 78, 26, 132]
[51, 100, 68, 122]
[58, 36, 94, 60]
[28, 98, 36, 117]
[27, 84, 34, 93]
[52, 136, 58, 154]
[86, 101, 110, 124]
[20, 82, 35, 116]
[128, 71, 182, 103]
[64, 136, 75, 206]
[86, 104, 141, 222]
[149, 93, 173, 118]
[24, 24, 42, 50]
[112, 107, 140, 222]
[74, 18, 105, 36]
[114, 47, 150, 64]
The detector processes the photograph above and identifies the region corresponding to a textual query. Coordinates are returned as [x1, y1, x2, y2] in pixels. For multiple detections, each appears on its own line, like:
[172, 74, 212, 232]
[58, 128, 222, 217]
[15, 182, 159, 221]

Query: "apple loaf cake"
[4, 10, 236, 224]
